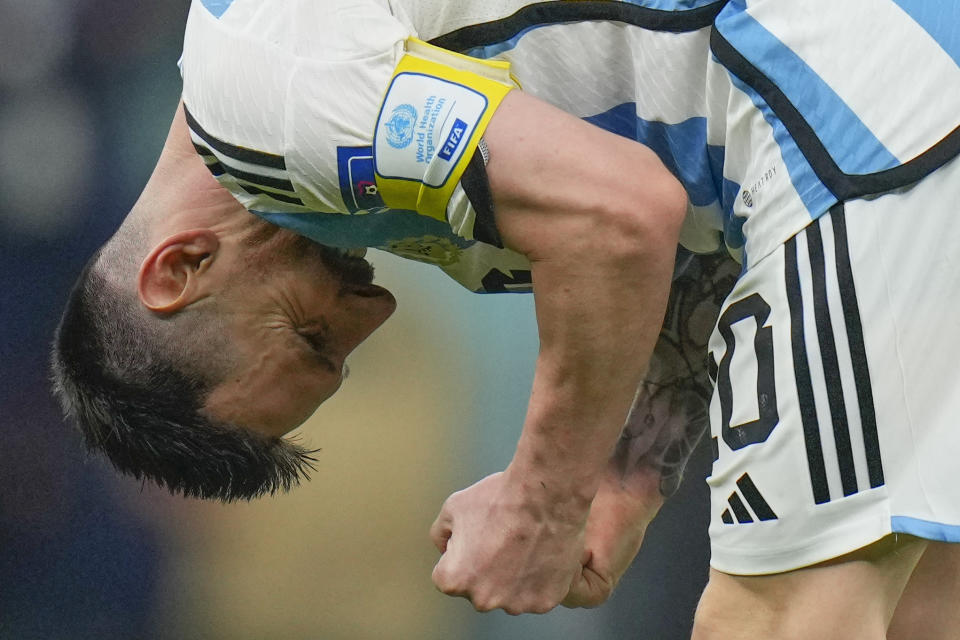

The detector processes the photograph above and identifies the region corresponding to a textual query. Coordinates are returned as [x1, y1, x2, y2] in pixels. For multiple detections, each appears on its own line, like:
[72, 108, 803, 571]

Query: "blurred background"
[0, 1, 712, 638]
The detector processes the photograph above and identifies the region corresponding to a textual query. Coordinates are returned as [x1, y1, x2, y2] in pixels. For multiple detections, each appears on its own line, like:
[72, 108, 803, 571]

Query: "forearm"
[483, 90, 688, 513]
[509, 237, 678, 510]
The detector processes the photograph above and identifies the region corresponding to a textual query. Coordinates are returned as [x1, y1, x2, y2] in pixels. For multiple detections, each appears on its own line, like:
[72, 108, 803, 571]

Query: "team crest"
[336, 146, 386, 212]
[382, 235, 462, 266]
[384, 104, 418, 149]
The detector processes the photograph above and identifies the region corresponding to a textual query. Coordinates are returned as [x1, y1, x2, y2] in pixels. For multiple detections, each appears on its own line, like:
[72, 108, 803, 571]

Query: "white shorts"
[706, 154, 960, 575]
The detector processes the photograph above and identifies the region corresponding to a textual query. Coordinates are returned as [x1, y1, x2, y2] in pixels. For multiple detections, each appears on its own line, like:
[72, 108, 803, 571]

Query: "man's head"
[51, 107, 396, 500]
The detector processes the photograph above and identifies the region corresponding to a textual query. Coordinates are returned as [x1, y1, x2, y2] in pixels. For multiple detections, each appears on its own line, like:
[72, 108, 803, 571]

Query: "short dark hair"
[50, 254, 316, 501]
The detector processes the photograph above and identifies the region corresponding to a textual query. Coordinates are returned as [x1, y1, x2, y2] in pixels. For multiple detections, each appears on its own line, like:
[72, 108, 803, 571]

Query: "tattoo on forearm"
[612, 249, 739, 497]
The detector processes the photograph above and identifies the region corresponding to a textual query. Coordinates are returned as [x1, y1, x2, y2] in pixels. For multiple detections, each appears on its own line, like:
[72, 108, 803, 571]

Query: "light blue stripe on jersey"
[726, 73, 836, 219]
[622, 0, 722, 8]
[586, 103, 751, 256]
[583, 104, 721, 208]
[718, 3, 900, 175]
[891, 0, 960, 67]
[892, 516, 960, 543]
[585, 103, 750, 251]
[200, 0, 235, 19]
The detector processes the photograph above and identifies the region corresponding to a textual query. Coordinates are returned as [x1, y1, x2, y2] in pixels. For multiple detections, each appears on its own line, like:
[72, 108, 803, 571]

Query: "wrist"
[502, 459, 596, 526]
[509, 391, 633, 509]
[598, 463, 664, 515]
[588, 467, 664, 547]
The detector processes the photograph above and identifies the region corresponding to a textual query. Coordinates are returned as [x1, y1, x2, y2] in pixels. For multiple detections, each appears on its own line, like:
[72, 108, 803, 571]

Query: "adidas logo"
[720, 473, 777, 524]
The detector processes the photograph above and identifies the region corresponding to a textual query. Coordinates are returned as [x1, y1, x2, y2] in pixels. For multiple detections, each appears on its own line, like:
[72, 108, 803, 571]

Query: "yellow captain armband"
[373, 38, 518, 221]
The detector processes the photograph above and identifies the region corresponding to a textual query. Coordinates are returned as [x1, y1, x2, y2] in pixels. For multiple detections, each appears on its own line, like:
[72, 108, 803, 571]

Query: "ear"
[137, 229, 220, 312]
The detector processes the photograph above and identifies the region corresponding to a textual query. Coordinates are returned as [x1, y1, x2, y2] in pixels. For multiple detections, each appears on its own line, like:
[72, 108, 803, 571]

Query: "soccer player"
[55, 0, 726, 616]
[52, 0, 960, 636]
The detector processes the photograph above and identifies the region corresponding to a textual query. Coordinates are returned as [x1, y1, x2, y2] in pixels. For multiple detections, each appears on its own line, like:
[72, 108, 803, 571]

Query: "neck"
[135, 101, 254, 243]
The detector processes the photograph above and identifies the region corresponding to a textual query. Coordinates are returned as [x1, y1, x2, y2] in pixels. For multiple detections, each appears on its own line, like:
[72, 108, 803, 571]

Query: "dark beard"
[247, 223, 376, 289]
[317, 244, 375, 288]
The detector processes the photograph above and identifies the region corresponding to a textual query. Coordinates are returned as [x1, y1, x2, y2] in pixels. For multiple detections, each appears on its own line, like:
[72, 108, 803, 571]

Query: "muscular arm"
[430, 90, 688, 613]
[489, 90, 687, 509]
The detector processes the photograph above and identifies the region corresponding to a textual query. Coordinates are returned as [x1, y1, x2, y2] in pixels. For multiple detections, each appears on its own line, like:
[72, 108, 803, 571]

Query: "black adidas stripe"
[193, 142, 214, 158]
[239, 184, 303, 206]
[196, 156, 304, 205]
[736, 473, 777, 521]
[728, 492, 753, 524]
[806, 221, 859, 497]
[220, 159, 297, 193]
[183, 105, 286, 170]
[785, 235, 831, 505]
[203, 160, 226, 177]
[830, 206, 884, 489]
[783, 213, 885, 506]
[193, 141, 297, 193]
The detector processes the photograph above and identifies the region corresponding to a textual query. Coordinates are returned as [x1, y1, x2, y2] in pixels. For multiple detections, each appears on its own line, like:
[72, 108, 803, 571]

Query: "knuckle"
[470, 592, 496, 613]
[431, 565, 451, 590]
[438, 584, 463, 597]
[432, 564, 473, 599]
[530, 597, 559, 615]
[501, 595, 558, 616]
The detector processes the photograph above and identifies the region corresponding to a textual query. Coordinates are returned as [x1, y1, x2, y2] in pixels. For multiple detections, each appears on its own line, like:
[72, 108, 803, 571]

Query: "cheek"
[206, 342, 341, 437]
[254, 351, 342, 435]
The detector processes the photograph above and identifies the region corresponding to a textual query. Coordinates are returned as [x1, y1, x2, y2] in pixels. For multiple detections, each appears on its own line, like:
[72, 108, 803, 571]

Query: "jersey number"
[716, 293, 779, 451]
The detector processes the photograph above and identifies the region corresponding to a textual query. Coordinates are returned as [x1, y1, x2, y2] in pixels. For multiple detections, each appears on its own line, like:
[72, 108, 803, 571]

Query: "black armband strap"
[460, 142, 504, 248]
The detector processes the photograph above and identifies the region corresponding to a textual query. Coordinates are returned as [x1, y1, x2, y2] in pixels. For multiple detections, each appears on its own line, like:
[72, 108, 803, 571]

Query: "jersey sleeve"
[180, 0, 531, 293]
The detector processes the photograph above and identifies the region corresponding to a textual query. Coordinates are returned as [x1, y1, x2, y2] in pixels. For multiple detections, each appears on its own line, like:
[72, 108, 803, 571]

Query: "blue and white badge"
[374, 73, 488, 189]
[337, 146, 386, 213]
[384, 104, 418, 149]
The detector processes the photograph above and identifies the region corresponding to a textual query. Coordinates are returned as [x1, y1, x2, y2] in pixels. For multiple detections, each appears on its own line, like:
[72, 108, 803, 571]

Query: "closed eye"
[296, 329, 338, 373]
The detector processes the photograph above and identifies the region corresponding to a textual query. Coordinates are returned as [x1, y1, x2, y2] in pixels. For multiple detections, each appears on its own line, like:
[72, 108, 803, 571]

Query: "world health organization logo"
[384, 104, 417, 149]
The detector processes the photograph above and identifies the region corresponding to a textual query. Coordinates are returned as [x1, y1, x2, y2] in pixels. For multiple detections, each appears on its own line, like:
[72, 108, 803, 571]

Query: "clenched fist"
[430, 469, 589, 615]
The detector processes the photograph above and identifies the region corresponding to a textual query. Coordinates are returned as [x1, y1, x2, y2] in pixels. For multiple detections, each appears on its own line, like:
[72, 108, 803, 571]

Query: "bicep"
[479, 90, 688, 260]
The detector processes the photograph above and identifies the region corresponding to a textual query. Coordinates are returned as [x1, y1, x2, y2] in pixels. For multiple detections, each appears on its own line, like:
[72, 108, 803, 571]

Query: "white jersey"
[703, 0, 960, 573]
[180, 0, 960, 574]
[706, 154, 960, 574]
[180, 0, 960, 286]
[708, 0, 960, 268]
[179, 0, 727, 292]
